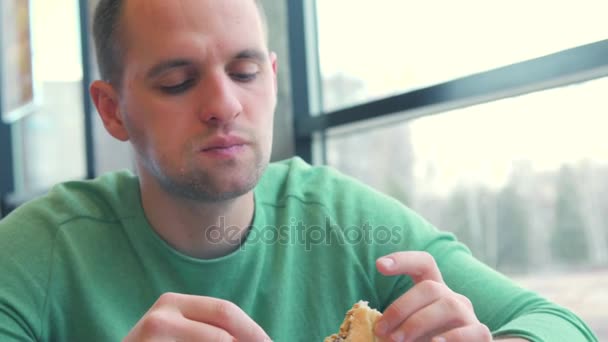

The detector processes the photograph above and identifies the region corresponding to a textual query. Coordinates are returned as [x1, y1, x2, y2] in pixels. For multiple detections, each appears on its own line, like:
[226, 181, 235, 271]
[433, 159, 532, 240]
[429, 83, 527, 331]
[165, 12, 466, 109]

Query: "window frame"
[0, 3, 15, 215]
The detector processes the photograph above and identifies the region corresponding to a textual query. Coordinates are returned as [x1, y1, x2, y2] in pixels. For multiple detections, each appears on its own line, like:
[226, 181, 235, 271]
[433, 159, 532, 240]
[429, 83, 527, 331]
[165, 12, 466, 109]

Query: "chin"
[151, 151, 269, 201]
[186, 167, 264, 202]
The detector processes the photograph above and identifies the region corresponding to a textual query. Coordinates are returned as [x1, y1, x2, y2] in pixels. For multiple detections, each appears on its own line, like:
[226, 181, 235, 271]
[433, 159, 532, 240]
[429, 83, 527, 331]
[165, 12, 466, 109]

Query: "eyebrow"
[234, 49, 268, 62]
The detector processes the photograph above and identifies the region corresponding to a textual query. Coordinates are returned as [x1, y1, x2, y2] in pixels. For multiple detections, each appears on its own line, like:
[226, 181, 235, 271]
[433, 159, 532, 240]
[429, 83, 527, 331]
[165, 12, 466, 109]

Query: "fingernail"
[376, 320, 389, 336]
[432, 337, 446, 342]
[390, 331, 405, 342]
[378, 257, 395, 269]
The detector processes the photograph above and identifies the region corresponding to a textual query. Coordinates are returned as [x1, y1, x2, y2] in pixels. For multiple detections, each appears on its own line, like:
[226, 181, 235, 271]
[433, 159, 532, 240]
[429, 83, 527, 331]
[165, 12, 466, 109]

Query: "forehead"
[121, 0, 266, 53]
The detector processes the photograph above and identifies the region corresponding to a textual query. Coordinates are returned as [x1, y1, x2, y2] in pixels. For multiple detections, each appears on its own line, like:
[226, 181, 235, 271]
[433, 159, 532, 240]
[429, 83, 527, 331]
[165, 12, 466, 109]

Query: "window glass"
[326, 77, 608, 338]
[11, 0, 86, 193]
[316, 0, 608, 112]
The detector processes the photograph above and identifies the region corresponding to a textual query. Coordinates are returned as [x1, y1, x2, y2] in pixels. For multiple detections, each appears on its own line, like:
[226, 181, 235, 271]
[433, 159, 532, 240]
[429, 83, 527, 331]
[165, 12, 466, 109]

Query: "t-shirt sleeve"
[0, 271, 39, 341]
[320, 167, 596, 342]
[376, 204, 598, 342]
[0, 253, 43, 341]
[0, 207, 55, 341]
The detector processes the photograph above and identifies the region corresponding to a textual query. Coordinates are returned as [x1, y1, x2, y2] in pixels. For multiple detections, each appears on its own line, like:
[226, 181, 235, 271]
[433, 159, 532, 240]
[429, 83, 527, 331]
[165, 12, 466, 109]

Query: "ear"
[90, 80, 130, 142]
[269, 51, 278, 95]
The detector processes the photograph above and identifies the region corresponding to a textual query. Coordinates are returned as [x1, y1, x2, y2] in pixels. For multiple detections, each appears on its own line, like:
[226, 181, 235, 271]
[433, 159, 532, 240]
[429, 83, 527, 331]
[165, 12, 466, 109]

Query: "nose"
[197, 71, 243, 125]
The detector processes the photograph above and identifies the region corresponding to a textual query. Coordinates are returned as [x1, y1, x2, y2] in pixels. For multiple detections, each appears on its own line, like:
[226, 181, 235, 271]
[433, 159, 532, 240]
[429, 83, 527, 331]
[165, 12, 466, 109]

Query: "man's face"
[118, 0, 277, 201]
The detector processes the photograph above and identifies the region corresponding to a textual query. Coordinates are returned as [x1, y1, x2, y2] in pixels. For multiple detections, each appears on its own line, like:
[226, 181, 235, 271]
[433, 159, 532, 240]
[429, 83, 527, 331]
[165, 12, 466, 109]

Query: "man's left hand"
[374, 251, 492, 342]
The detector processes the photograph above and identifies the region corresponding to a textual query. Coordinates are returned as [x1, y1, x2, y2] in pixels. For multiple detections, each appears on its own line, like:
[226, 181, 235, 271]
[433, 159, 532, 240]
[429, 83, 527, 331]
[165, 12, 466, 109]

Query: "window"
[328, 77, 608, 267]
[10, 0, 86, 194]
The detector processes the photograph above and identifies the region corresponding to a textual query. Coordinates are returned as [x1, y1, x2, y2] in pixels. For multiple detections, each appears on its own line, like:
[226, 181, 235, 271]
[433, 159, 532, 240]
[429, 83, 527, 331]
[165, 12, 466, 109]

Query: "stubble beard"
[143, 145, 269, 203]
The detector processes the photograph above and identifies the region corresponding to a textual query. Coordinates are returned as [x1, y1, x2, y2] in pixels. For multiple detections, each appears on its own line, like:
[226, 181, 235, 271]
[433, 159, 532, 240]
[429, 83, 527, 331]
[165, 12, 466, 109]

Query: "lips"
[200, 136, 248, 151]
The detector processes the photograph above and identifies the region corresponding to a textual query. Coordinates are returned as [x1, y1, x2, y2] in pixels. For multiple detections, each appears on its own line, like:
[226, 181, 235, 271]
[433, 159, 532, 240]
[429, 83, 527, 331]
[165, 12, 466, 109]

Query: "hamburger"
[324, 301, 387, 342]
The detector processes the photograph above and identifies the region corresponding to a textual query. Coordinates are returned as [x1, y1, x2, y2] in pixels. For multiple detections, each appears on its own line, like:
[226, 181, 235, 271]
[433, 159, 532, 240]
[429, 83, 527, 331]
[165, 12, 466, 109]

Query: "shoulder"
[258, 157, 413, 221]
[259, 157, 381, 201]
[258, 158, 450, 247]
[0, 170, 139, 247]
[0, 170, 140, 334]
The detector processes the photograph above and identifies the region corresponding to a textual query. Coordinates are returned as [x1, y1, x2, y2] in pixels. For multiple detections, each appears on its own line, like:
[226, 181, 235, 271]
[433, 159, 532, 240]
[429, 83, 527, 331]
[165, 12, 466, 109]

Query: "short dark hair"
[92, 0, 125, 86]
[92, 0, 268, 88]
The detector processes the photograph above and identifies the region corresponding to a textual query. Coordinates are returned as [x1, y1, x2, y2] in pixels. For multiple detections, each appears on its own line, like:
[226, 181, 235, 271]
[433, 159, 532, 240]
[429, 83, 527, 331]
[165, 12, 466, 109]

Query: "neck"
[139, 174, 255, 259]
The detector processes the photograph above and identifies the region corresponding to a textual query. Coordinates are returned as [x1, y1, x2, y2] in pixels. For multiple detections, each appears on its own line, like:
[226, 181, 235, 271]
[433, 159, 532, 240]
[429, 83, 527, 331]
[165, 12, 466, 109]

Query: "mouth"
[199, 136, 249, 157]
[202, 144, 245, 152]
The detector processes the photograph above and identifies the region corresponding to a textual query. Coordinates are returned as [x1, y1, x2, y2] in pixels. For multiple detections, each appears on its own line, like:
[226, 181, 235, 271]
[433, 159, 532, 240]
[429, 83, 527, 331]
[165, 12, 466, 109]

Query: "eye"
[230, 72, 259, 82]
[229, 61, 261, 83]
[159, 79, 195, 94]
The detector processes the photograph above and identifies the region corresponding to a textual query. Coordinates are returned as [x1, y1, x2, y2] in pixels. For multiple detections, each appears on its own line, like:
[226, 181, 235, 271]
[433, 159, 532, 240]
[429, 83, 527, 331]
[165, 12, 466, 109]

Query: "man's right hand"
[123, 293, 272, 341]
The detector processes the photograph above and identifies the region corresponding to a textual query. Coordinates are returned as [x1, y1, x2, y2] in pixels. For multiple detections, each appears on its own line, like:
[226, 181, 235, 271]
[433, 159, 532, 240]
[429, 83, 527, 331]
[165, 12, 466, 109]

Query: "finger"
[158, 293, 271, 341]
[376, 251, 443, 283]
[432, 323, 492, 342]
[388, 296, 477, 342]
[375, 280, 449, 337]
[173, 319, 237, 342]
[130, 310, 235, 342]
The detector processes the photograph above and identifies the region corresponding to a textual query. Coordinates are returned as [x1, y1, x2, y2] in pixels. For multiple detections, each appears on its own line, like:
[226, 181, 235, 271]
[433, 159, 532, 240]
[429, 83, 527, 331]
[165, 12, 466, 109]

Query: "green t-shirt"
[0, 157, 597, 341]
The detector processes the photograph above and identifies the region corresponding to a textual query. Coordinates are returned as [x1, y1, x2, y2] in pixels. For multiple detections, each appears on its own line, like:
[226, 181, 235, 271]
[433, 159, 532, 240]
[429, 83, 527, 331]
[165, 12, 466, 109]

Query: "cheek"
[246, 83, 276, 124]
[122, 100, 189, 162]
[258, 106, 276, 161]
[246, 95, 275, 145]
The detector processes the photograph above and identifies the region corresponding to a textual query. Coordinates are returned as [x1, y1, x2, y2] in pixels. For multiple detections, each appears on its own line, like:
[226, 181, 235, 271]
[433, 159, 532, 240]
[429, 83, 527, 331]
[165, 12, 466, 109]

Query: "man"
[0, 0, 598, 341]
